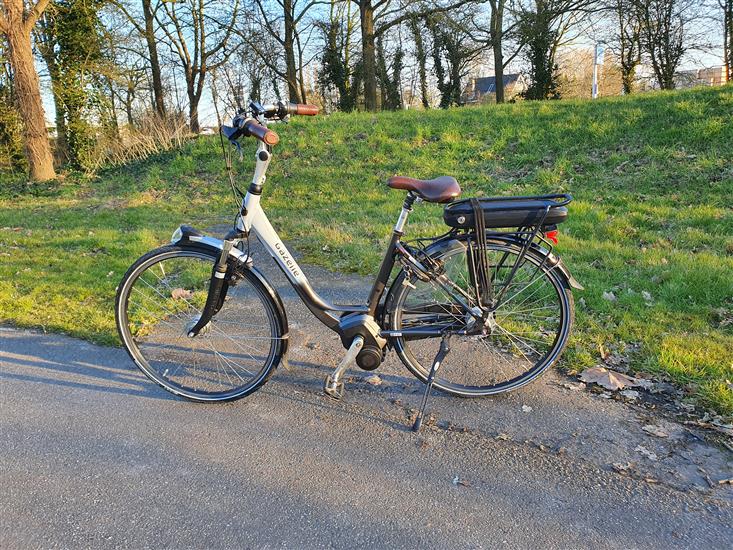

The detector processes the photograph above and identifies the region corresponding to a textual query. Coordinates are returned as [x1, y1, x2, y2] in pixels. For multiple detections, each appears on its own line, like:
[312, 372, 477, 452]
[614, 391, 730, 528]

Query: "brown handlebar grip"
[295, 103, 319, 116]
[244, 119, 279, 146]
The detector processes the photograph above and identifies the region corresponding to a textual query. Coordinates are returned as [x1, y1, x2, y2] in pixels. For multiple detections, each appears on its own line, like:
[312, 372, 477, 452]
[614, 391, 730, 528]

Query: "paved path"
[1, 239, 731, 548]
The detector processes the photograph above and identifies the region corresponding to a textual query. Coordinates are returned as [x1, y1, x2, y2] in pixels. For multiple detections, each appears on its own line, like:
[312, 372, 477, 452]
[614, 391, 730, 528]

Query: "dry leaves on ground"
[171, 288, 193, 300]
[579, 366, 644, 391]
[642, 424, 669, 438]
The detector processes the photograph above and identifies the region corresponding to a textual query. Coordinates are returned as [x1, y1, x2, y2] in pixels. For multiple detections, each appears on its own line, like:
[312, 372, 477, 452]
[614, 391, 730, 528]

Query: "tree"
[631, 0, 692, 89]
[250, 0, 318, 104]
[427, 10, 484, 108]
[111, 0, 166, 116]
[0, 43, 27, 172]
[611, 0, 642, 94]
[35, 7, 68, 163]
[408, 14, 429, 108]
[375, 34, 402, 109]
[514, 0, 595, 100]
[488, 0, 508, 102]
[44, 0, 105, 170]
[319, 0, 360, 111]
[0, 0, 56, 180]
[157, 0, 239, 133]
[352, 0, 476, 111]
[721, 0, 732, 82]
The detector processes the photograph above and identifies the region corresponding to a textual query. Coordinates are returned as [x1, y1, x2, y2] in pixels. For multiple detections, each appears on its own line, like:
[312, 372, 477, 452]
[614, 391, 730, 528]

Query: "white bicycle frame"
[234, 142, 380, 329]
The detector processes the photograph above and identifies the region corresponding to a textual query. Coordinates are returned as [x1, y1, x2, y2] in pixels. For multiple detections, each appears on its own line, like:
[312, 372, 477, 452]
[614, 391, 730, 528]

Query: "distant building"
[462, 74, 527, 104]
[674, 66, 728, 89]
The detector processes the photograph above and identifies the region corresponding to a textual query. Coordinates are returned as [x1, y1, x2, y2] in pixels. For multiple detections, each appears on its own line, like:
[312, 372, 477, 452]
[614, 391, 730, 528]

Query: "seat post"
[394, 192, 417, 234]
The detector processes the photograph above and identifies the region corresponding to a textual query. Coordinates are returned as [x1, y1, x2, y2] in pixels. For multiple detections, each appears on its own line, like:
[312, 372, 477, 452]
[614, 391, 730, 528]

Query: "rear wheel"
[388, 238, 573, 397]
[115, 245, 286, 402]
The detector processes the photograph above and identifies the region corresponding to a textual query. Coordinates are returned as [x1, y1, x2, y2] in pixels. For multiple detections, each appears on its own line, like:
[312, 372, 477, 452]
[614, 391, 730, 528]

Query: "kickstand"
[412, 334, 451, 432]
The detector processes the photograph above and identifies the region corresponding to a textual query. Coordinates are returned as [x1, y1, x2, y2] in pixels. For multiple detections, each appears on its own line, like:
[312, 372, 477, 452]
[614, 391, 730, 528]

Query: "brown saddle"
[387, 175, 461, 203]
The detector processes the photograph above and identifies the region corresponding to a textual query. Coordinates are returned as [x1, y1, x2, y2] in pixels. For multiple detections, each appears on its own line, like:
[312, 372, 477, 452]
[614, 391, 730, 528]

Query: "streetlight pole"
[592, 43, 603, 99]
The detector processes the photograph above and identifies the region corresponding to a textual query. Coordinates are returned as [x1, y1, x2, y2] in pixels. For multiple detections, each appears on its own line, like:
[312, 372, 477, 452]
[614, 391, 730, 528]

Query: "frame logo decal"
[274, 241, 301, 278]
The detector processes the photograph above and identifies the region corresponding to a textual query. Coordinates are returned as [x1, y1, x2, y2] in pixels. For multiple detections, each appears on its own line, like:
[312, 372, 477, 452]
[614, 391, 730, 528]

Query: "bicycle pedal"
[323, 376, 345, 400]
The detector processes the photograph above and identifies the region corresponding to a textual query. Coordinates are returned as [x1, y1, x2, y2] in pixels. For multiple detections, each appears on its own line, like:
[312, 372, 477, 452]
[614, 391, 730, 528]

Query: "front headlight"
[171, 226, 183, 244]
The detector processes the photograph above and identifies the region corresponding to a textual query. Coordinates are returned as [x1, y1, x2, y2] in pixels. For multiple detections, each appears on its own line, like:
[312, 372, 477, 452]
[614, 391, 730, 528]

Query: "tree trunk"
[359, 1, 378, 111]
[125, 84, 135, 126]
[409, 16, 429, 109]
[493, 41, 505, 103]
[4, 12, 56, 180]
[725, 0, 732, 83]
[142, 0, 166, 116]
[283, 0, 302, 103]
[490, 0, 505, 103]
[188, 79, 201, 134]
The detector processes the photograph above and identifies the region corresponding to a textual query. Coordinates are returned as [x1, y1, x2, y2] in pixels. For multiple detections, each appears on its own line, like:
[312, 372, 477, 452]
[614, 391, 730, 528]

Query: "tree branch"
[24, 0, 53, 30]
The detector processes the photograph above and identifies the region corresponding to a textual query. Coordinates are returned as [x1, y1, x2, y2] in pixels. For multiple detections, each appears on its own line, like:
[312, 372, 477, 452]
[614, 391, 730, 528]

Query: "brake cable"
[211, 74, 245, 206]
[211, 73, 250, 259]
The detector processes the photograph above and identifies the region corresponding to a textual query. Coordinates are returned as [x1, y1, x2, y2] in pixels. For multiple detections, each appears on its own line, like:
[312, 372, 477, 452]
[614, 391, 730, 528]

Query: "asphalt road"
[1, 238, 731, 549]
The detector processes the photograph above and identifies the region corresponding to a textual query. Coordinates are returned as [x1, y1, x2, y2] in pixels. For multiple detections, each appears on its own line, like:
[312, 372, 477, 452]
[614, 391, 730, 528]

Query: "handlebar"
[242, 118, 279, 146]
[261, 101, 319, 119]
[221, 99, 319, 147]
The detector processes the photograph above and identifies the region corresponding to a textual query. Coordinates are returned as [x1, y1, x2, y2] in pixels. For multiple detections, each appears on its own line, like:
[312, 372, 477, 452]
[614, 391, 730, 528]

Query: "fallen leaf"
[641, 291, 653, 302]
[521, 405, 533, 413]
[634, 445, 658, 461]
[495, 433, 511, 441]
[620, 390, 640, 400]
[642, 424, 669, 438]
[365, 374, 382, 386]
[579, 366, 642, 391]
[561, 382, 586, 391]
[171, 288, 193, 300]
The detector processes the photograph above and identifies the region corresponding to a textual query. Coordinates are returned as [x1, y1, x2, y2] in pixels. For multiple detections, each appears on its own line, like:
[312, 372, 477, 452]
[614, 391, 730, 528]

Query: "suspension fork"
[186, 240, 234, 337]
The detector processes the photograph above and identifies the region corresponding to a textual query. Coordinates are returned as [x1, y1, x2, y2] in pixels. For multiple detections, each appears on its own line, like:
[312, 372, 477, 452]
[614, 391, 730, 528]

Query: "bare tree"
[610, 0, 642, 93]
[0, 0, 56, 180]
[156, 0, 239, 133]
[631, 0, 693, 89]
[249, 0, 318, 103]
[352, 0, 477, 111]
[111, 0, 167, 116]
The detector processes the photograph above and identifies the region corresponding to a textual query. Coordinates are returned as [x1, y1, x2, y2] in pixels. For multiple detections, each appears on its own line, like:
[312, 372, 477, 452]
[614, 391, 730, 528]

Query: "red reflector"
[544, 230, 559, 244]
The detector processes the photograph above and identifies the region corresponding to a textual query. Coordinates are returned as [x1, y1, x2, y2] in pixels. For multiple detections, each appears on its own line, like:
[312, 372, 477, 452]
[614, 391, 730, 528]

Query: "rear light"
[544, 229, 559, 245]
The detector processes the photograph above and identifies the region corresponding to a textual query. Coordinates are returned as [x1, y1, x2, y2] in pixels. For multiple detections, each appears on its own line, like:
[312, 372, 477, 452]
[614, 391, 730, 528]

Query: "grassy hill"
[1, 85, 732, 415]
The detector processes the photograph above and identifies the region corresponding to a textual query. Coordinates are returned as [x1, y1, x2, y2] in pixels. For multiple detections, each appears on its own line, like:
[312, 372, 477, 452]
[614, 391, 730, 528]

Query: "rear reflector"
[544, 229, 559, 245]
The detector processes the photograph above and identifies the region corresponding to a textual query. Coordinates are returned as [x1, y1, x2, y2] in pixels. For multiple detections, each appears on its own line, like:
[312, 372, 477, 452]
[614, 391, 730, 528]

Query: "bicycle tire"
[115, 245, 286, 402]
[388, 237, 574, 397]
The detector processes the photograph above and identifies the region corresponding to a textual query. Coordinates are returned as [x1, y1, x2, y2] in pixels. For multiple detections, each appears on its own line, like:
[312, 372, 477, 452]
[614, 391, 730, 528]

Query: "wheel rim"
[118, 250, 282, 400]
[393, 242, 571, 396]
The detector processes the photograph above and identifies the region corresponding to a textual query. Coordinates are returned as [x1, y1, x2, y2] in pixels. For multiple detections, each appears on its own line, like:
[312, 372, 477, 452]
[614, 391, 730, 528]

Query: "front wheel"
[388, 238, 574, 397]
[115, 245, 287, 402]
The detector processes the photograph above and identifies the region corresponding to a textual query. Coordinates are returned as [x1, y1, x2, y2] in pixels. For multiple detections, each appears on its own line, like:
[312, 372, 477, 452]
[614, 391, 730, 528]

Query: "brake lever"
[230, 139, 242, 160]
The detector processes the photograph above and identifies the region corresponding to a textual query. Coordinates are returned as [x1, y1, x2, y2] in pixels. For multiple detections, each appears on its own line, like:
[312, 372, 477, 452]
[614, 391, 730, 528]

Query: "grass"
[1, 85, 732, 415]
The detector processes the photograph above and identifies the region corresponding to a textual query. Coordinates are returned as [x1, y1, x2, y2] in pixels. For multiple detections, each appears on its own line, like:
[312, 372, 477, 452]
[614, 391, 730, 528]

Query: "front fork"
[186, 240, 234, 337]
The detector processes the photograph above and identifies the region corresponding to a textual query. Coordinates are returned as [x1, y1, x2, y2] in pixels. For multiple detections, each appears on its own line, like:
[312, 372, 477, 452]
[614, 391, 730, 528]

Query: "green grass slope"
[1, 86, 732, 414]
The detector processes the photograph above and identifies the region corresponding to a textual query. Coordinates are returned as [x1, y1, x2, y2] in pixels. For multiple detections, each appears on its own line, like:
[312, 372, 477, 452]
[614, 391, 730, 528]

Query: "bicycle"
[115, 100, 583, 431]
